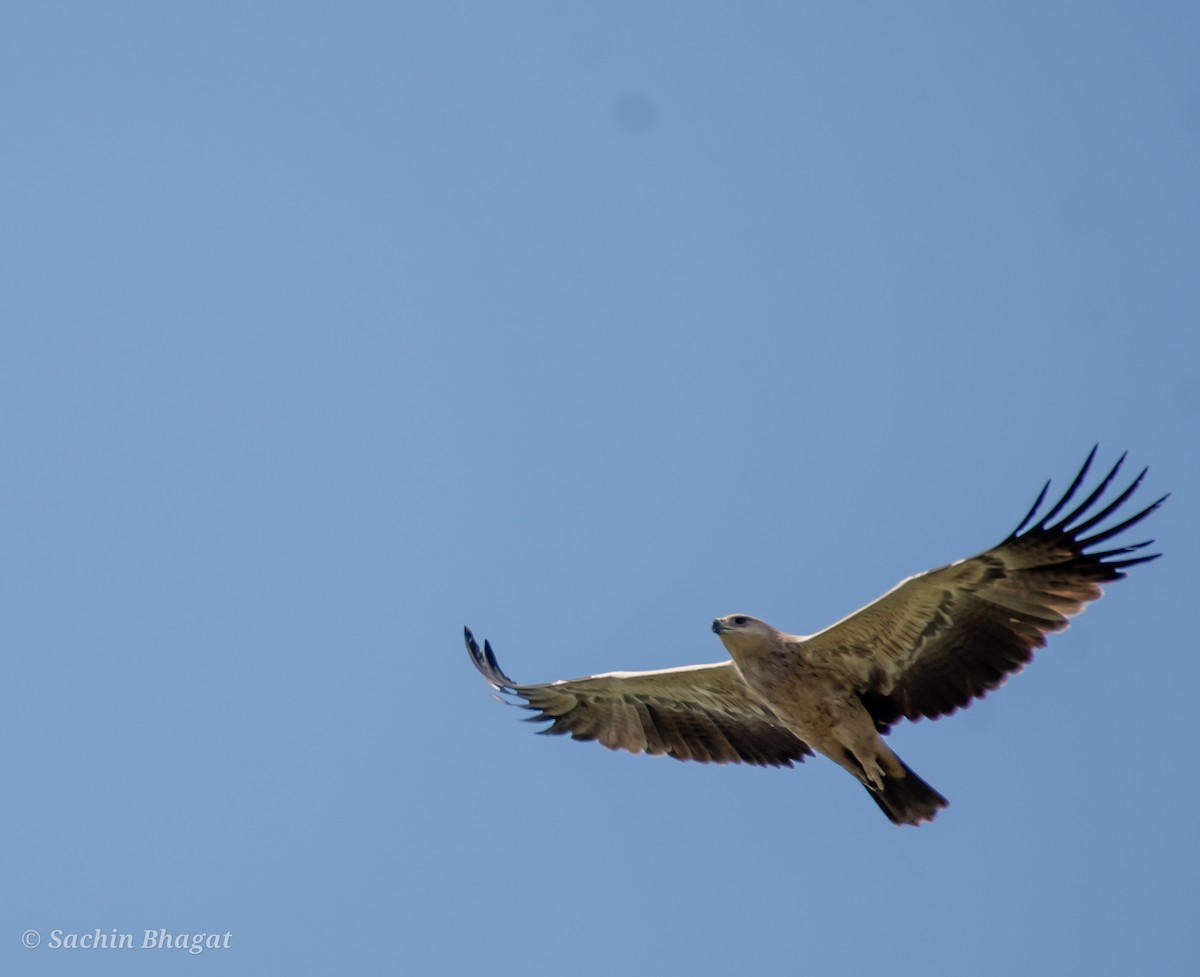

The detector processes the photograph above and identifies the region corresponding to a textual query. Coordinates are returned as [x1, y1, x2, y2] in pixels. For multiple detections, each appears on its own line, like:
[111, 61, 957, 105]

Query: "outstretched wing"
[802, 447, 1166, 731]
[464, 628, 812, 767]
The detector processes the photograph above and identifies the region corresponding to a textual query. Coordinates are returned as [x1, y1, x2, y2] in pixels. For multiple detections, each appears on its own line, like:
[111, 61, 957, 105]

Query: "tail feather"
[865, 758, 949, 826]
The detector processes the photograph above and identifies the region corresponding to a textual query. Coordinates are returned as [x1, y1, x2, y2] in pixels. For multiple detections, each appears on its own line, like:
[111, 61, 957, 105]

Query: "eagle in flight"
[465, 448, 1165, 826]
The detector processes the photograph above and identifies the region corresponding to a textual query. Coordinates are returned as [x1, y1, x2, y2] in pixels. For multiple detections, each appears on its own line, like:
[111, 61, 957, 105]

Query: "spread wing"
[802, 447, 1166, 732]
[464, 628, 812, 767]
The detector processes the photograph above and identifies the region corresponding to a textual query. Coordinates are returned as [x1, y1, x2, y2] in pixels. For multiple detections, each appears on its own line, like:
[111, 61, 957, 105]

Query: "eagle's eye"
[733, 616, 749, 626]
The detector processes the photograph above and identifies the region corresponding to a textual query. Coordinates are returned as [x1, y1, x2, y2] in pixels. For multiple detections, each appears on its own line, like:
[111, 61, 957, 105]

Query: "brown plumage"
[465, 448, 1165, 826]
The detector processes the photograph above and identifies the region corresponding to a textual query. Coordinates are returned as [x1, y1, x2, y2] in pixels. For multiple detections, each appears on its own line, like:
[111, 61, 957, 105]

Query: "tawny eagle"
[465, 448, 1165, 825]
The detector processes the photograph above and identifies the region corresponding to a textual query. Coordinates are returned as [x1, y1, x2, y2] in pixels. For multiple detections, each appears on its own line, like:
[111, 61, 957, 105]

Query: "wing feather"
[803, 449, 1165, 732]
[464, 628, 812, 767]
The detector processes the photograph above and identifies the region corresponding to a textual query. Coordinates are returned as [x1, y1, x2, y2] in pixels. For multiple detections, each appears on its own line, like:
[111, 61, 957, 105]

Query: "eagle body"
[465, 448, 1165, 826]
[715, 616, 947, 824]
[722, 625, 864, 754]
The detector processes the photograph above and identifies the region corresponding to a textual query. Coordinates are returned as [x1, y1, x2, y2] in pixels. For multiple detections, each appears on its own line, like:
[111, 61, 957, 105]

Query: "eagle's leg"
[836, 746, 892, 791]
[828, 707, 907, 791]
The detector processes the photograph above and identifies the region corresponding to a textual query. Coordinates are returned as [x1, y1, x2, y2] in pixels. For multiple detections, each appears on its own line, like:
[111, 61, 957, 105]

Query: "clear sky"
[3, 4, 1198, 975]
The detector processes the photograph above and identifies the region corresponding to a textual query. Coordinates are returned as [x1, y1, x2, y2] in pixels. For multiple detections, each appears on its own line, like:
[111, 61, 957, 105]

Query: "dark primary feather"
[464, 627, 812, 767]
[848, 448, 1167, 731]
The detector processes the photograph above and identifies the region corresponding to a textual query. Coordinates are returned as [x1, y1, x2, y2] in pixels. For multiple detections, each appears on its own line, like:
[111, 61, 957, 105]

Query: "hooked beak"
[711, 619, 727, 635]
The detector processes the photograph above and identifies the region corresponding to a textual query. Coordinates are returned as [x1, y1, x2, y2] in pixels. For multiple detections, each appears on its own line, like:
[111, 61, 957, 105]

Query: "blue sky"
[3, 4, 1198, 975]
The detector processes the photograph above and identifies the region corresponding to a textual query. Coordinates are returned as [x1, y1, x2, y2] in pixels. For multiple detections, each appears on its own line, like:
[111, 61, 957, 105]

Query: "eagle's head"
[711, 614, 783, 653]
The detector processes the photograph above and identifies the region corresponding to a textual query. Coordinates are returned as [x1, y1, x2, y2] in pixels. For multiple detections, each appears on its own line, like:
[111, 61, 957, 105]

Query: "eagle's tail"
[865, 758, 949, 827]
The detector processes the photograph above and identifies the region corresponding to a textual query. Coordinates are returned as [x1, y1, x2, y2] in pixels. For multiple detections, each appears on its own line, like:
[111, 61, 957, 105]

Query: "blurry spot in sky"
[614, 92, 657, 134]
